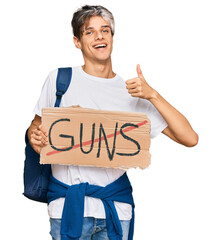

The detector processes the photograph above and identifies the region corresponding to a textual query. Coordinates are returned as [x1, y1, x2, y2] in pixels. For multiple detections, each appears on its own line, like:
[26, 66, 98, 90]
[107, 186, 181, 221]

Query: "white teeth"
[94, 44, 107, 48]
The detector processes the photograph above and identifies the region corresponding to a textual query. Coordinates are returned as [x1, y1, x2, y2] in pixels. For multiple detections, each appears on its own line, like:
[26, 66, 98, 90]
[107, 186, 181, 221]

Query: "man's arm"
[126, 64, 198, 147]
[148, 91, 198, 147]
[28, 115, 48, 154]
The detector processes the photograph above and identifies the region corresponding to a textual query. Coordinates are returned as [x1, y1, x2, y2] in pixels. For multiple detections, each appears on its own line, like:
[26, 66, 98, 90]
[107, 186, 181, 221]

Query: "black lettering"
[80, 123, 95, 154]
[116, 123, 140, 156]
[97, 122, 118, 160]
[48, 118, 74, 151]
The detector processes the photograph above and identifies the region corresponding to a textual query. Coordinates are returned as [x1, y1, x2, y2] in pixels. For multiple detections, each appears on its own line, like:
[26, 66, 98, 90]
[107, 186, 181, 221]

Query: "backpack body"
[23, 67, 72, 203]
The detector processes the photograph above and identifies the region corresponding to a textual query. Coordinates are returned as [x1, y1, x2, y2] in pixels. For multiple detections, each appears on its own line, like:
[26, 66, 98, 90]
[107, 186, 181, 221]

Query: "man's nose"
[95, 31, 103, 40]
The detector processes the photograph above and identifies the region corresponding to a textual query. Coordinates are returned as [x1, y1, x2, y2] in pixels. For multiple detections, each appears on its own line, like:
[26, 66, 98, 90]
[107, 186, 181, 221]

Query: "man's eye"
[103, 29, 109, 33]
[86, 31, 93, 35]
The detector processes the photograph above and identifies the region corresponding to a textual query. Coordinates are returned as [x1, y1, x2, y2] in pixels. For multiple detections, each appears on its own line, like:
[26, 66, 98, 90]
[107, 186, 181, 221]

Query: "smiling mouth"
[93, 44, 107, 49]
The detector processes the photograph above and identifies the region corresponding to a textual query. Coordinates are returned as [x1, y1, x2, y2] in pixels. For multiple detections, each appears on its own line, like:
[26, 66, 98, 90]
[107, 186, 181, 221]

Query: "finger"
[32, 128, 42, 136]
[128, 88, 139, 94]
[42, 136, 49, 145]
[42, 140, 48, 146]
[126, 82, 138, 89]
[31, 132, 42, 141]
[32, 128, 47, 142]
[30, 138, 42, 146]
[131, 92, 142, 98]
[126, 78, 138, 85]
[39, 125, 48, 137]
[136, 64, 143, 78]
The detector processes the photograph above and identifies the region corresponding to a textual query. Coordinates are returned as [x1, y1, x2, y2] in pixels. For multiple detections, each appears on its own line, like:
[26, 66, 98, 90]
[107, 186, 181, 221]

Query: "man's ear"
[73, 36, 81, 49]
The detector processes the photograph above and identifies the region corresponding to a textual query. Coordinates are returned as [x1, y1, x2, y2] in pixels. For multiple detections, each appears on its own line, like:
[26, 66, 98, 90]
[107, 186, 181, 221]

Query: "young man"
[29, 5, 198, 240]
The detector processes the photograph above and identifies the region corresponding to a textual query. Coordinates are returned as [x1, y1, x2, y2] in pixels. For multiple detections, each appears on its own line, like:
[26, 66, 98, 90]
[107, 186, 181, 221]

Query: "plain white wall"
[1, 0, 221, 239]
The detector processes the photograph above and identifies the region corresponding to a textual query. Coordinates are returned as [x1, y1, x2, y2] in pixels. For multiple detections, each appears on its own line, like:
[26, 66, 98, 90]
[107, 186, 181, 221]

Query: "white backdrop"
[1, 0, 221, 239]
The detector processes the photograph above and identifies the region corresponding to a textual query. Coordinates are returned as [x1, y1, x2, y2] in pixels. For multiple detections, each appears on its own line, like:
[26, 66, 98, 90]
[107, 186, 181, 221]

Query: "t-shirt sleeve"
[136, 98, 168, 138]
[33, 71, 56, 117]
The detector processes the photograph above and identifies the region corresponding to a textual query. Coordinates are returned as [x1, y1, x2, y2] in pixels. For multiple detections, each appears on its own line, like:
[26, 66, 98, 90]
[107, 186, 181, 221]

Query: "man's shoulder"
[47, 66, 79, 79]
[47, 68, 58, 79]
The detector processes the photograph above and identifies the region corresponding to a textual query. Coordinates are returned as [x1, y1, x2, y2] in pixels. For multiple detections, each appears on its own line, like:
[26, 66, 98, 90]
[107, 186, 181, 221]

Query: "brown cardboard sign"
[40, 106, 151, 169]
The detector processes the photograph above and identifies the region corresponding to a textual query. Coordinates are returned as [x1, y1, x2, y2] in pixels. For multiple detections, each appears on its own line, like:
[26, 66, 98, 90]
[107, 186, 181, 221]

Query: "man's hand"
[125, 65, 198, 147]
[126, 64, 155, 100]
[30, 125, 48, 154]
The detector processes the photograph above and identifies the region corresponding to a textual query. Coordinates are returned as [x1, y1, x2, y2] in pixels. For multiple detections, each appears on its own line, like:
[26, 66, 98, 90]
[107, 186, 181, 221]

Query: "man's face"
[74, 16, 113, 63]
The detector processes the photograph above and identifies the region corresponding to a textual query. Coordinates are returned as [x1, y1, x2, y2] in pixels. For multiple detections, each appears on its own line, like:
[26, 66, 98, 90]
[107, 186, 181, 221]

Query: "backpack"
[23, 67, 72, 203]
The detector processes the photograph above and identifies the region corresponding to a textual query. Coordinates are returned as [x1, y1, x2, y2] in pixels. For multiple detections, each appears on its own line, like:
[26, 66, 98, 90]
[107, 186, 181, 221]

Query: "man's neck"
[82, 59, 116, 79]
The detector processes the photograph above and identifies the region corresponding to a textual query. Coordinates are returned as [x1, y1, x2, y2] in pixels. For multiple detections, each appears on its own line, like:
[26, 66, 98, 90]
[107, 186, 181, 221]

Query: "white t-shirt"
[34, 66, 168, 220]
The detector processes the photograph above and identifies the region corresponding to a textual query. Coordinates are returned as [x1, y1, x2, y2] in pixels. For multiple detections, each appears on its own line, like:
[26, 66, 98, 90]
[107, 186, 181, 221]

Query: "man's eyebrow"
[84, 25, 111, 31]
[101, 25, 111, 28]
[84, 27, 94, 31]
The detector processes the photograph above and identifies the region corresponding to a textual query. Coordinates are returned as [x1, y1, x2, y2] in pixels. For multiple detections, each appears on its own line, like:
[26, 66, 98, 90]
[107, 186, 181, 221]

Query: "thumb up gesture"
[126, 64, 155, 100]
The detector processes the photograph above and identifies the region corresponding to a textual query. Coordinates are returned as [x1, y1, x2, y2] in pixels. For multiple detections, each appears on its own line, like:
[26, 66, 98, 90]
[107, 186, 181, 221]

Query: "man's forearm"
[148, 90, 198, 146]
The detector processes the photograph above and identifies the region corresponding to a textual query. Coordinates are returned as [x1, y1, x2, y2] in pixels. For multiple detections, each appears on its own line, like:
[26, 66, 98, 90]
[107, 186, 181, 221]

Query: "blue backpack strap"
[54, 67, 72, 107]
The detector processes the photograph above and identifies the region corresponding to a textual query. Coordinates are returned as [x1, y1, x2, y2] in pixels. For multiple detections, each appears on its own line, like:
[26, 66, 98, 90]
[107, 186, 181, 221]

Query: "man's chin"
[94, 56, 111, 63]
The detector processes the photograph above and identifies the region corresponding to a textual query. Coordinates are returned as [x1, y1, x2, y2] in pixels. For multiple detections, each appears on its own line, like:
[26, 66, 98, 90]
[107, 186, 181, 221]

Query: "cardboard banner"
[40, 106, 151, 169]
